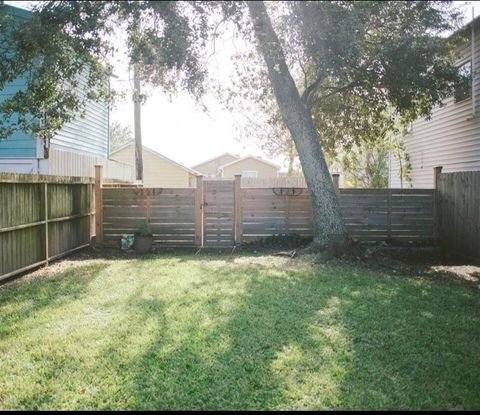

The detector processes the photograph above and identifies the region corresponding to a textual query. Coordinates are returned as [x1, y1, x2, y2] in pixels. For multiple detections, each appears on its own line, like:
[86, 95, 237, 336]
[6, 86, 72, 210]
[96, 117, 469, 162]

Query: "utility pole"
[133, 63, 144, 182]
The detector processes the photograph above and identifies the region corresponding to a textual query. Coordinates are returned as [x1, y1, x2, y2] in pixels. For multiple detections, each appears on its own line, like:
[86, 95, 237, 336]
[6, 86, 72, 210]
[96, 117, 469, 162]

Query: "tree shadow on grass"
[3, 254, 479, 410]
[0, 262, 109, 341]
[0, 259, 170, 410]
[88, 260, 480, 410]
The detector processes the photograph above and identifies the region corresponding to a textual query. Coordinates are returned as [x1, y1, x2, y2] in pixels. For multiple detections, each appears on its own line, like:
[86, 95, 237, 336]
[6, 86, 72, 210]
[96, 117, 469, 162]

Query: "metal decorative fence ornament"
[272, 187, 304, 196]
[133, 188, 163, 197]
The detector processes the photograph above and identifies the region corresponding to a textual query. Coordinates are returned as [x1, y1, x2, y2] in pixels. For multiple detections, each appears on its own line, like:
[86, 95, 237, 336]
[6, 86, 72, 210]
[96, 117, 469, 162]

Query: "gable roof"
[110, 143, 202, 176]
[450, 14, 480, 39]
[2, 4, 32, 20]
[219, 155, 280, 170]
[191, 152, 239, 169]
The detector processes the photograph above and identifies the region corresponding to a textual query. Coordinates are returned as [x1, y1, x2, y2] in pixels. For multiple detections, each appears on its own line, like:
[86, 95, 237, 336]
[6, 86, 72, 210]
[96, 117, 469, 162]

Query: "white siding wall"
[0, 158, 38, 174]
[390, 20, 480, 188]
[45, 148, 134, 181]
[0, 148, 134, 181]
[388, 152, 404, 188]
[51, 74, 109, 158]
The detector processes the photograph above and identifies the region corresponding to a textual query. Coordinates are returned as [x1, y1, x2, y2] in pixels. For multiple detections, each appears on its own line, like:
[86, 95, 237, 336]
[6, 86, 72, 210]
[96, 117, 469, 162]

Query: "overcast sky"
[5, 0, 480, 170]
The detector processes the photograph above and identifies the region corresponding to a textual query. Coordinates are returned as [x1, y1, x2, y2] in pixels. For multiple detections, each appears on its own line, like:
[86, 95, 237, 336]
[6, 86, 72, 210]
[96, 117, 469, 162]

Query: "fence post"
[387, 189, 392, 241]
[433, 166, 443, 244]
[234, 174, 243, 245]
[95, 165, 103, 248]
[195, 175, 203, 247]
[90, 181, 95, 245]
[44, 182, 49, 266]
[332, 173, 340, 196]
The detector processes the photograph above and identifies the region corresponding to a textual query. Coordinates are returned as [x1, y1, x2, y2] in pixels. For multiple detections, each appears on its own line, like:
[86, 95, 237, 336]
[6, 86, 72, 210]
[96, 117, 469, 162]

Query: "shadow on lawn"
[3, 251, 478, 410]
[0, 262, 109, 340]
[94, 260, 480, 410]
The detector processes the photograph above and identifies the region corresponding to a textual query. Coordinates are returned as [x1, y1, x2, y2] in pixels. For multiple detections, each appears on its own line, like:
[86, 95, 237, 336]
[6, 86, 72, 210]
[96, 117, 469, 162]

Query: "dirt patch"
[328, 244, 480, 286]
[3, 245, 479, 289]
[0, 249, 108, 289]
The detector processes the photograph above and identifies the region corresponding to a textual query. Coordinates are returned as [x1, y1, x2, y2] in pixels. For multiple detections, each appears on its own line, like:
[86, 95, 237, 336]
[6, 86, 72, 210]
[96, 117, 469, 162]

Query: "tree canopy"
[109, 121, 133, 154]
[0, 0, 236, 139]
[222, 1, 464, 179]
[0, 1, 464, 142]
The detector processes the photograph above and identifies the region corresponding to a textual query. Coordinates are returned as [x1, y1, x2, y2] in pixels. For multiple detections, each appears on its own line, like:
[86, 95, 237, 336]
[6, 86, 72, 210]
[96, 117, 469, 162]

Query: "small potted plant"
[134, 220, 153, 254]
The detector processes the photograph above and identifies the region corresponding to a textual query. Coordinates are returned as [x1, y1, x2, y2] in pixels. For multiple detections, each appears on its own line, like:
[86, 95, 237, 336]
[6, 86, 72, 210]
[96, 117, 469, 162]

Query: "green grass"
[0, 251, 479, 410]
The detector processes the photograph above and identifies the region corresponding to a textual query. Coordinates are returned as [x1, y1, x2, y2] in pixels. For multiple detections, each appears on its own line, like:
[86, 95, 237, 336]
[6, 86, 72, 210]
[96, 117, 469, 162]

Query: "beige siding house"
[110, 144, 200, 188]
[220, 155, 280, 179]
[193, 153, 280, 178]
[389, 17, 480, 188]
[191, 153, 238, 178]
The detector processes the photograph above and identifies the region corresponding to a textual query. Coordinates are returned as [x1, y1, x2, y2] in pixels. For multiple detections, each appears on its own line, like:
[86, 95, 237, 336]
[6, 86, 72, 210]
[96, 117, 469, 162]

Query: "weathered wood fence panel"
[102, 187, 196, 248]
[341, 188, 434, 243]
[0, 173, 94, 281]
[242, 187, 434, 244]
[242, 188, 313, 243]
[203, 180, 235, 248]
[437, 169, 480, 259]
[241, 176, 307, 188]
[100, 180, 435, 248]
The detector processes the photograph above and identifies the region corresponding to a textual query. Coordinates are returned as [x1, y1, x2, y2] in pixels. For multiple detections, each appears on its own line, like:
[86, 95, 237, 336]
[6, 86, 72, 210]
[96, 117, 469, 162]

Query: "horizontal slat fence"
[340, 188, 434, 243]
[101, 176, 434, 248]
[203, 180, 235, 248]
[436, 169, 480, 259]
[242, 188, 434, 244]
[102, 187, 196, 248]
[242, 187, 313, 242]
[0, 173, 94, 281]
[241, 176, 307, 188]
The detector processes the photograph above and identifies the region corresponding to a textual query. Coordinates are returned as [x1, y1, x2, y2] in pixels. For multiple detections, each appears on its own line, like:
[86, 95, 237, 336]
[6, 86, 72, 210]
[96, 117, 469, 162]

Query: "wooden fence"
[0, 173, 94, 281]
[242, 187, 434, 244]
[241, 176, 307, 188]
[3, 166, 476, 281]
[102, 187, 197, 248]
[435, 167, 480, 259]
[99, 172, 435, 248]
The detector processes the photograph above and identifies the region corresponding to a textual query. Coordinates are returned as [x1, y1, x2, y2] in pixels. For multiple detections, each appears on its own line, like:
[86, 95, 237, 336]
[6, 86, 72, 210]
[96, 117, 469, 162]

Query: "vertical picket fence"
[435, 167, 480, 259]
[0, 173, 94, 281]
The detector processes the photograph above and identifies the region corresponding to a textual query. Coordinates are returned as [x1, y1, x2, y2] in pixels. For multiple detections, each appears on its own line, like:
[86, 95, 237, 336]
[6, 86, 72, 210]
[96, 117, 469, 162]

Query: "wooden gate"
[202, 180, 235, 248]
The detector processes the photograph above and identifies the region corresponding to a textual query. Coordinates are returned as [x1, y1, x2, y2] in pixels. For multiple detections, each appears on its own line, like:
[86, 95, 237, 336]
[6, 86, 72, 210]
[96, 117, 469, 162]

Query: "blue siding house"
[0, 5, 37, 160]
[0, 5, 133, 180]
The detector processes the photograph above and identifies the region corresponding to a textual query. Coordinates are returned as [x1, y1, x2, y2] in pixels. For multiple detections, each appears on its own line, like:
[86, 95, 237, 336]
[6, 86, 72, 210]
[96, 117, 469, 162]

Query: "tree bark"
[247, 1, 348, 250]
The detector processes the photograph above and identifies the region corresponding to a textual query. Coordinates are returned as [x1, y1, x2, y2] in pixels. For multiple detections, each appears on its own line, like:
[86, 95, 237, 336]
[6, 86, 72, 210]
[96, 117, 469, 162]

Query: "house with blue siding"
[0, 4, 133, 181]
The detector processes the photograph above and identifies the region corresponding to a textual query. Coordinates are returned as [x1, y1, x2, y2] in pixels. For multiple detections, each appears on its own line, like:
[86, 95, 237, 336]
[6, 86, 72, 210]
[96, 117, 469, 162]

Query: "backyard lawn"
[0, 250, 479, 410]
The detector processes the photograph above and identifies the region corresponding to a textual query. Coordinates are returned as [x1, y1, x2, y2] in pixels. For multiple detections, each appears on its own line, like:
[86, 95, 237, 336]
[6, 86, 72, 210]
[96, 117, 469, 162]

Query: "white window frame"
[242, 170, 258, 177]
[454, 60, 472, 104]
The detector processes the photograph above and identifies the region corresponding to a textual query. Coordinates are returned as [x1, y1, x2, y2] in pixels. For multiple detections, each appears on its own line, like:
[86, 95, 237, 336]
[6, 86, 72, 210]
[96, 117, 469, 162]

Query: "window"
[243, 170, 257, 177]
[454, 61, 472, 103]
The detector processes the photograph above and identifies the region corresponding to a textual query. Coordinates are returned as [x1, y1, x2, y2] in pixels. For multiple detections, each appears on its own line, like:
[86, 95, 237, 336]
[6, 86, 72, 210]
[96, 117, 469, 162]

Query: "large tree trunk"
[247, 1, 348, 251]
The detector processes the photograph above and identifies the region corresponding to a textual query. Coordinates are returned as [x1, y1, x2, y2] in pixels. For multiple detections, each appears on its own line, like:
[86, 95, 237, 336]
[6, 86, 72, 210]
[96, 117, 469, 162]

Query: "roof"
[110, 143, 202, 176]
[191, 152, 239, 169]
[219, 155, 281, 170]
[2, 4, 32, 20]
[449, 14, 480, 39]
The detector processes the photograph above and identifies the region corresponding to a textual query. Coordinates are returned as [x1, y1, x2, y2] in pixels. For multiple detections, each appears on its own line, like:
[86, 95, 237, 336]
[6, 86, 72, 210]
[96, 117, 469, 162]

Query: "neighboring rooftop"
[110, 143, 202, 176]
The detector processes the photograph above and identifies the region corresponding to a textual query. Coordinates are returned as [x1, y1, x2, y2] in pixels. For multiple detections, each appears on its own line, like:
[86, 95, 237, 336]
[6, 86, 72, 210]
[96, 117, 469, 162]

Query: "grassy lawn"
[0, 250, 479, 410]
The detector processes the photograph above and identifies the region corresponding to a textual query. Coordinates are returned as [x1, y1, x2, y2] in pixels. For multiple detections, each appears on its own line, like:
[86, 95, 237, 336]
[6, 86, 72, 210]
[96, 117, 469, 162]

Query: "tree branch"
[317, 80, 361, 100]
[300, 74, 323, 108]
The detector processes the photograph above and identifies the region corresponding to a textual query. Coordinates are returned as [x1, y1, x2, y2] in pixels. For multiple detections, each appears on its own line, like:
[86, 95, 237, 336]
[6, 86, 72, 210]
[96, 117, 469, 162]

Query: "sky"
[5, 0, 480, 170]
